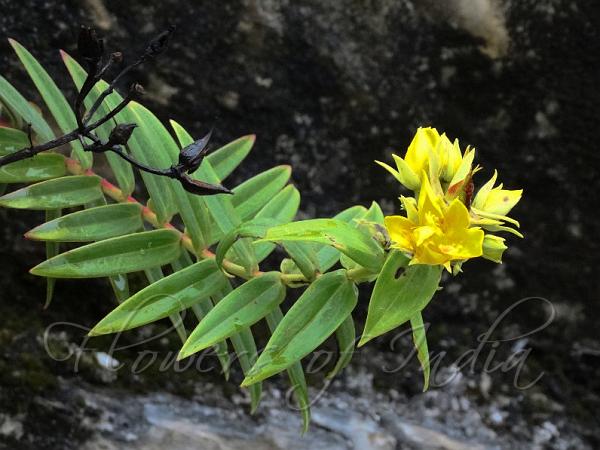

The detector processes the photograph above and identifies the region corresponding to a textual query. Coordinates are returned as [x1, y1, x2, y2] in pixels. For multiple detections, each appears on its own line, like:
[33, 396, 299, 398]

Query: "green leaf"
[359, 250, 441, 346]
[26, 203, 143, 242]
[44, 208, 61, 309]
[168, 120, 215, 248]
[187, 148, 258, 272]
[212, 282, 262, 412]
[281, 242, 320, 281]
[0, 76, 54, 141]
[265, 307, 311, 432]
[232, 184, 301, 262]
[108, 273, 130, 304]
[0, 153, 66, 183]
[90, 259, 227, 335]
[206, 135, 255, 182]
[0, 127, 29, 154]
[30, 229, 182, 278]
[242, 270, 357, 386]
[215, 218, 274, 272]
[144, 266, 187, 343]
[170, 252, 231, 380]
[61, 51, 135, 196]
[170, 120, 257, 261]
[232, 165, 291, 220]
[316, 205, 367, 271]
[130, 112, 210, 250]
[361, 201, 385, 224]
[9, 39, 91, 168]
[127, 105, 195, 231]
[410, 311, 430, 391]
[179, 272, 285, 359]
[0, 175, 102, 210]
[260, 219, 384, 272]
[326, 314, 356, 379]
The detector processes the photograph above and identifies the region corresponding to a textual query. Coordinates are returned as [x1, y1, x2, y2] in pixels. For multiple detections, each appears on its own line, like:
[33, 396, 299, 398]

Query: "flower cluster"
[376, 127, 522, 272]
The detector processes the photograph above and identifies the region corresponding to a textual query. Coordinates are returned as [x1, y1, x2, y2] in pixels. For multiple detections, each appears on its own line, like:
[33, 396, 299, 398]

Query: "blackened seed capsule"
[146, 25, 176, 56]
[179, 174, 232, 196]
[107, 123, 137, 146]
[178, 129, 213, 174]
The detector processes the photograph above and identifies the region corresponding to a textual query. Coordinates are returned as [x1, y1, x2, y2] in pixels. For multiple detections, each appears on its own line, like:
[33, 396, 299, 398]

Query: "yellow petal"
[448, 147, 475, 188]
[400, 195, 418, 223]
[384, 215, 415, 253]
[472, 170, 498, 210]
[483, 188, 523, 216]
[391, 154, 420, 190]
[444, 198, 470, 231]
[413, 225, 436, 246]
[405, 127, 440, 175]
[417, 173, 444, 225]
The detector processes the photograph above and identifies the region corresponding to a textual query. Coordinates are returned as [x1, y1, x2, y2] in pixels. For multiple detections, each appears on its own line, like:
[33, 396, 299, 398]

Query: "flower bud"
[481, 235, 507, 263]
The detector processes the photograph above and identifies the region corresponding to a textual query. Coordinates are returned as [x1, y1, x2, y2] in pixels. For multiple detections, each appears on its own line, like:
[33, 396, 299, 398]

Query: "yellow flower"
[384, 175, 484, 271]
[471, 170, 523, 237]
[376, 127, 475, 192]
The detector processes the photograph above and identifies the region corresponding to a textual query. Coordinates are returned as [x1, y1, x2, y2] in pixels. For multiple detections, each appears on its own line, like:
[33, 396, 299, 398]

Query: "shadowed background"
[0, 1, 598, 449]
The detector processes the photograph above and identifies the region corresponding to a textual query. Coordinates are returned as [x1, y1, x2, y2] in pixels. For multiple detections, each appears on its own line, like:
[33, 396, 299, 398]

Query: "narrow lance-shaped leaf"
[179, 136, 257, 272]
[26, 203, 143, 242]
[265, 307, 311, 433]
[212, 281, 262, 412]
[169, 120, 215, 248]
[0, 153, 66, 183]
[90, 259, 227, 335]
[359, 250, 441, 346]
[44, 208, 61, 309]
[206, 134, 255, 182]
[242, 270, 358, 386]
[144, 266, 187, 344]
[0, 175, 102, 210]
[178, 272, 285, 359]
[410, 311, 430, 391]
[108, 273, 130, 304]
[30, 229, 182, 278]
[215, 219, 275, 273]
[0, 127, 29, 154]
[281, 242, 320, 281]
[81, 195, 132, 304]
[228, 184, 301, 261]
[316, 205, 367, 271]
[129, 109, 210, 250]
[170, 252, 232, 381]
[259, 219, 385, 272]
[326, 314, 356, 379]
[231, 165, 291, 220]
[0, 75, 54, 141]
[9, 40, 91, 168]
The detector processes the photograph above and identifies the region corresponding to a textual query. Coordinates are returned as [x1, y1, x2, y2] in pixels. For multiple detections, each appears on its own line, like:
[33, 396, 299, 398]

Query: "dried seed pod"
[146, 25, 176, 57]
[177, 129, 212, 174]
[107, 123, 137, 147]
[179, 173, 232, 195]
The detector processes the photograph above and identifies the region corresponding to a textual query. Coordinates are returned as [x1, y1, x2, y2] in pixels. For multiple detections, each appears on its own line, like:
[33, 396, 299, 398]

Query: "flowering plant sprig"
[0, 24, 524, 430]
